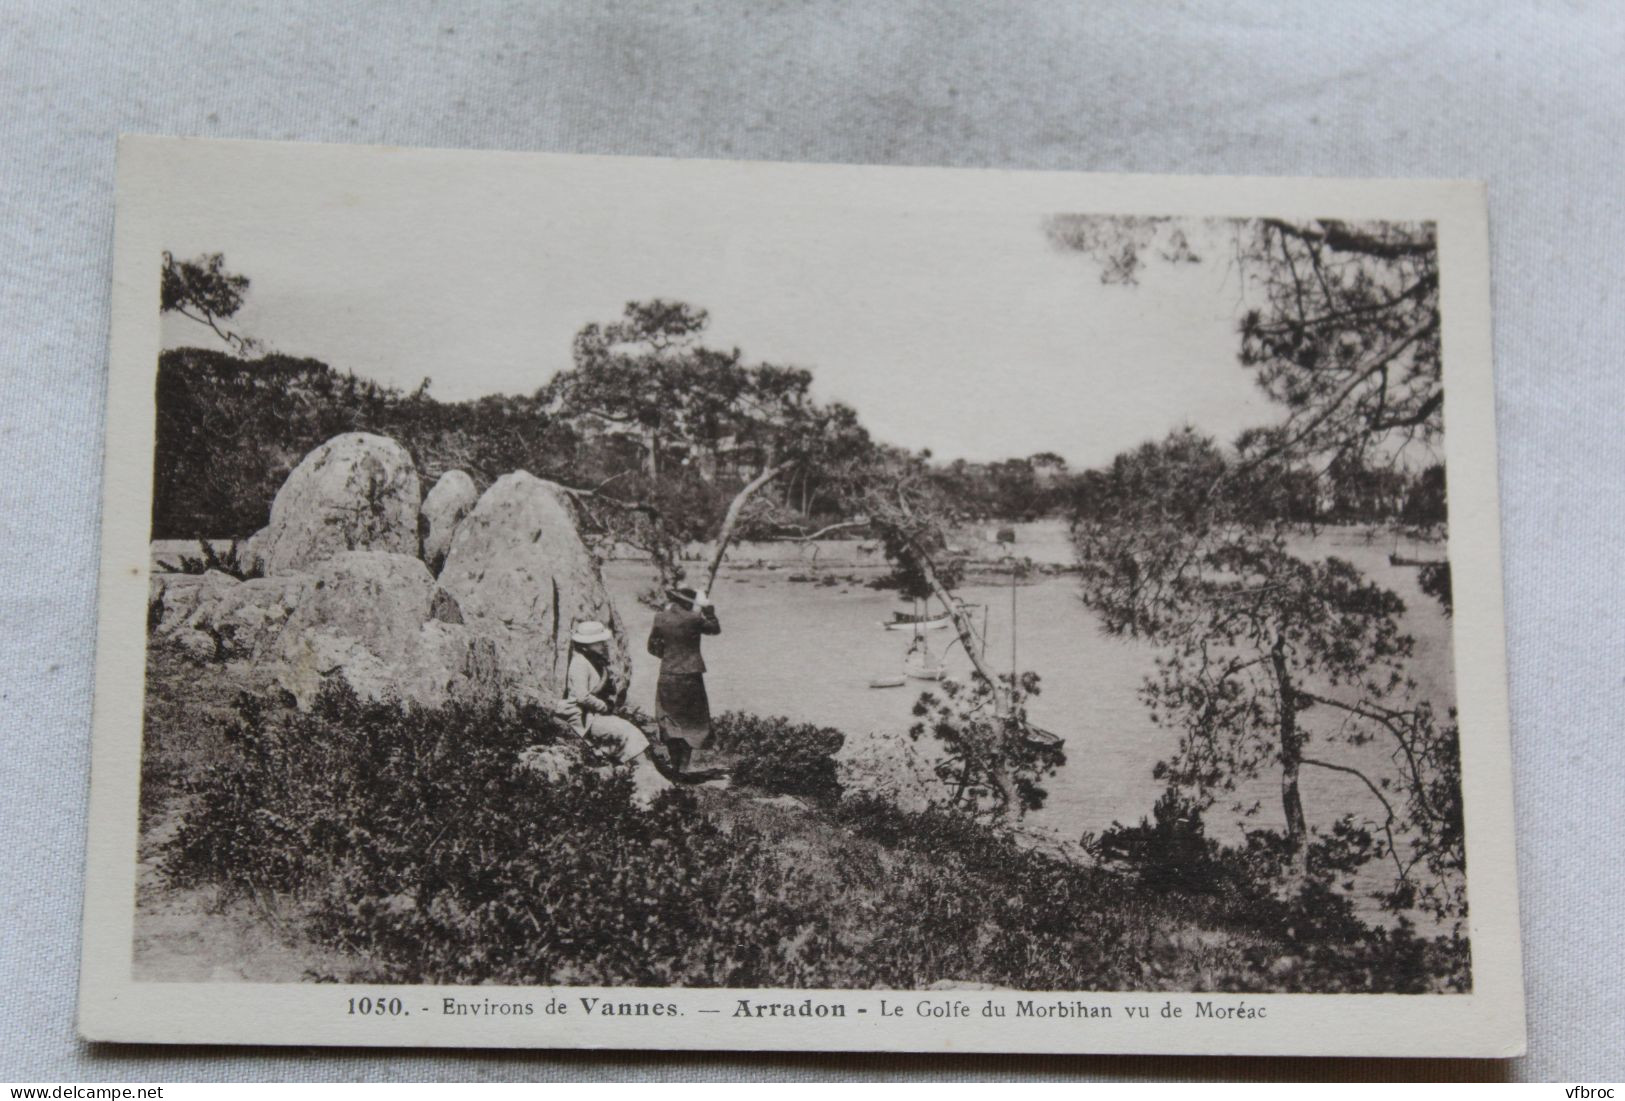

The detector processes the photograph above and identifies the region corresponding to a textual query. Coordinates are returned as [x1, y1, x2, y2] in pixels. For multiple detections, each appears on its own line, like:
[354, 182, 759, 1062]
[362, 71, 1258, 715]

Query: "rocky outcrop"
[397, 619, 501, 709]
[149, 436, 627, 715]
[428, 587, 465, 624]
[282, 551, 434, 660]
[274, 551, 499, 709]
[243, 433, 421, 576]
[148, 572, 228, 635]
[420, 470, 478, 574]
[437, 472, 628, 704]
[159, 572, 313, 662]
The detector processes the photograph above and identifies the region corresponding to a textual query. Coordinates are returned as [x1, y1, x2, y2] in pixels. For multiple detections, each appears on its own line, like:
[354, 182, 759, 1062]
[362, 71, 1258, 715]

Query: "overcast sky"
[159, 172, 1271, 468]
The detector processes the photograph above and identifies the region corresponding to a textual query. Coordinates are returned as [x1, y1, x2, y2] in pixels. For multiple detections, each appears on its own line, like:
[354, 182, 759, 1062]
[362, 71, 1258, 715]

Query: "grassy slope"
[138, 646, 357, 980]
[693, 787, 1282, 991]
[138, 641, 1433, 992]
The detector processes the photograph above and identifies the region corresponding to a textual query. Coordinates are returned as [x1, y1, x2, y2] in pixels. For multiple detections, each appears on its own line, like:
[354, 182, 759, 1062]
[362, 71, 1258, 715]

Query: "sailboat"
[903, 636, 947, 681]
[869, 600, 950, 687]
[867, 633, 946, 688]
[867, 599, 985, 689]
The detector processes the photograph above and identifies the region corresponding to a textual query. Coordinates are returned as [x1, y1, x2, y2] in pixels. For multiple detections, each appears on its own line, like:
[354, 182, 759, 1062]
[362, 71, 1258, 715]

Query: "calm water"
[606, 527, 1457, 903]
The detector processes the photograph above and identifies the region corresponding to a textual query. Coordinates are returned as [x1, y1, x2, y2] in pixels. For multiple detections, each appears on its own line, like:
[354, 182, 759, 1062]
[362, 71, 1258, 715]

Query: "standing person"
[647, 586, 720, 772]
[558, 621, 667, 807]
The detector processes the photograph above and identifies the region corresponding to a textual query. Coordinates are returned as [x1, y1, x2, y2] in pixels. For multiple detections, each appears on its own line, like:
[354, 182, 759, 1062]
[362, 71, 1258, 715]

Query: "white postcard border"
[78, 136, 1525, 1056]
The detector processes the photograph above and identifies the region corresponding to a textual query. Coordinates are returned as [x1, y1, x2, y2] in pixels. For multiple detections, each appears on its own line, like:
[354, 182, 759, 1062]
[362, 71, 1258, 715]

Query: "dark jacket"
[647, 604, 720, 676]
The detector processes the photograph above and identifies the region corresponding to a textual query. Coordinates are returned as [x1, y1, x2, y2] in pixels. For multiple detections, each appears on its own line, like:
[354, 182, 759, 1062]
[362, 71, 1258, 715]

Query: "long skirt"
[656, 673, 712, 749]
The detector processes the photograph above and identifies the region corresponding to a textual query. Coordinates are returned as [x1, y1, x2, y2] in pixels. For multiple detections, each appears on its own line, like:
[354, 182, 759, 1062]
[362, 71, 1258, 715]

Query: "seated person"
[557, 620, 668, 808]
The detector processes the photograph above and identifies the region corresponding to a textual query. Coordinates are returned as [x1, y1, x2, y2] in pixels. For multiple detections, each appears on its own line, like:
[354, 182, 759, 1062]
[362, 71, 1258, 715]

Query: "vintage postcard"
[80, 136, 1524, 1056]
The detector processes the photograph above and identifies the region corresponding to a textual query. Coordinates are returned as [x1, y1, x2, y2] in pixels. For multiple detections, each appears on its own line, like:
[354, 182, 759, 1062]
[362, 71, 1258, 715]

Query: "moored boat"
[1022, 724, 1064, 748]
[1389, 553, 1446, 568]
[881, 614, 953, 632]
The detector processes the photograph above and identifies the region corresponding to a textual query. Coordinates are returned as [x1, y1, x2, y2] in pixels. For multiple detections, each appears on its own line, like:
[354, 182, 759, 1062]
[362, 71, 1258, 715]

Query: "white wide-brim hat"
[570, 620, 613, 645]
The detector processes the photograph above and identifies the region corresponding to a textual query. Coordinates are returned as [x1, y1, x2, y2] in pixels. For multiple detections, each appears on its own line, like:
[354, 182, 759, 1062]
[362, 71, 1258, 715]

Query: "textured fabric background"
[2, 0, 1620, 1083]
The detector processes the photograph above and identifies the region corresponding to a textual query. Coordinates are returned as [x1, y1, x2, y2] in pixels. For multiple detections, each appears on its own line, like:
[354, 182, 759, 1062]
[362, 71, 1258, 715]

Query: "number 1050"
[348, 996, 405, 1016]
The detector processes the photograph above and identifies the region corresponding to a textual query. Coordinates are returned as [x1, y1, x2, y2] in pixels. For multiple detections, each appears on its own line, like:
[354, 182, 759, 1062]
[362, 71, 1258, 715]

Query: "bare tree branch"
[767, 518, 870, 543]
[1232, 314, 1437, 478]
[1261, 218, 1437, 261]
[704, 460, 796, 591]
[1300, 755, 1409, 881]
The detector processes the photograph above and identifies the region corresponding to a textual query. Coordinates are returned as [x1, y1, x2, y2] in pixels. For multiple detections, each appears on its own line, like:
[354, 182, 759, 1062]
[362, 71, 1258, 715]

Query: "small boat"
[903, 639, 947, 681]
[888, 608, 943, 624]
[868, 676, 906, 689]
[1389, 553, 1446, 568]
[882, 616, 952, 632]
[882, 611, 953, 632]
[1022, 724, 1065, 749]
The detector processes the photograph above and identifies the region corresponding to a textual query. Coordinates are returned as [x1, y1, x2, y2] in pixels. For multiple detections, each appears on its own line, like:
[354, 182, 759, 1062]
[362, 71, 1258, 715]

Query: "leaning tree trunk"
[894, 530, 1020, 818]
[704, 460, 795, 593]
[644, 426, 660, 481]
[908, 541, 1006, 707]
[1270, 636, 1311, 882]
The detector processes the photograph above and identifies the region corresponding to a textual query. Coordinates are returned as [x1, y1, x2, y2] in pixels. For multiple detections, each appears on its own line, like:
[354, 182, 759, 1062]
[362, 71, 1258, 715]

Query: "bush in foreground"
[159, 685, 1468, 991]
[163, 686, 833, 986]
[709, 712, 845, 806]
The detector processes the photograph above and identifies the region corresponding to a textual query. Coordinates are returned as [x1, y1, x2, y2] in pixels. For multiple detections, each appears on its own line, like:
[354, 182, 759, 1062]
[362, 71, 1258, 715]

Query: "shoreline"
[150, 519, 1445, 576]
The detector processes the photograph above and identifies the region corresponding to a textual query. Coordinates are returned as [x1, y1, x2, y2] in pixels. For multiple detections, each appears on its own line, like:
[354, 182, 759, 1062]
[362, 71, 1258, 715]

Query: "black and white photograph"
[78, 138, 1522, 1054]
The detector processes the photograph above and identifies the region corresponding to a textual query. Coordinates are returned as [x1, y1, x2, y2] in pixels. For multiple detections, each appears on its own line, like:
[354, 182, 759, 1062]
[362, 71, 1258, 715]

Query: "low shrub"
[908, 672, 1065, 818]
[171, 538, 261, 580]
[158, 685, 1468, 991]
[709, 712, 844, 805]
[164, 686, 837, 986]
[1086, 789, 1471, 992]
[1089, 787, 1226, 895]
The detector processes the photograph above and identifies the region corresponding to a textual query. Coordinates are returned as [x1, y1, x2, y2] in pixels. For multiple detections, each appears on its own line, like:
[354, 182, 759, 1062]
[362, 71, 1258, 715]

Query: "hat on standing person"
[664, 586, 706, 609]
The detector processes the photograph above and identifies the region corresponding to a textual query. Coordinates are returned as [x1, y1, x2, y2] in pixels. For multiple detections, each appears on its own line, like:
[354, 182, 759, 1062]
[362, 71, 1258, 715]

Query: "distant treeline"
[928, 451, 1446, 528]
[1066, 453, 1446, 529]
[152, 347, 1446, 541]
[152, 348, 567, 538]
[153, 348, 884, 544]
